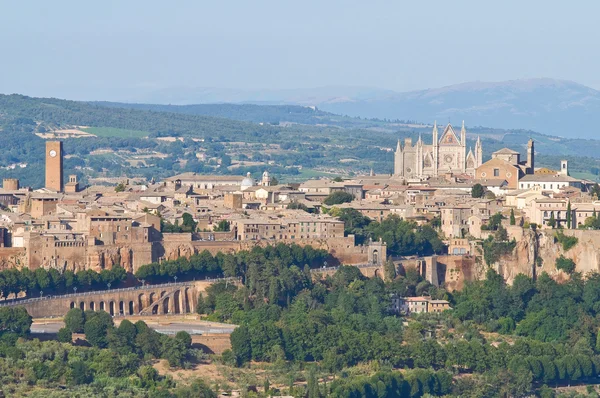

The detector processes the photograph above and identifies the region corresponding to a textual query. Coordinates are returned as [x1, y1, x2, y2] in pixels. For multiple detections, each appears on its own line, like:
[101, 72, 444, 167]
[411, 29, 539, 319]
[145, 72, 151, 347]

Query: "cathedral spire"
[396, 139, 402, 152]
[460, 120, 466, 146]
[433, 121, 438, 144]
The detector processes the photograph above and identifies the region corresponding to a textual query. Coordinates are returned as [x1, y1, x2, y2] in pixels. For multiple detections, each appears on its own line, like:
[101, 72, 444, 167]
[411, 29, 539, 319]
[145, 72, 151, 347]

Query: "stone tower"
[45, 141, 63, 192]
[527, 139, 535, 174]
[475, 136, 483, 167]
[261, 171, 272, 186]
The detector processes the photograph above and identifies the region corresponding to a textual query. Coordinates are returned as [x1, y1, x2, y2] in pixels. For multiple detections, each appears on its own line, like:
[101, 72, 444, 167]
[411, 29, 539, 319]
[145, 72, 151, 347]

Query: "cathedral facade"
[394, 121, 482, 178]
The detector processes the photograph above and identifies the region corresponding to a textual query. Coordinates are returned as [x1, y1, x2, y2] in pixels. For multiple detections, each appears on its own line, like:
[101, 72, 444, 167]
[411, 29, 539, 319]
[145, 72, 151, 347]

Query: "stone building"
[232, 216, 344, 241]
[475, 139, 535, 189]
[394, 122, 482, 178]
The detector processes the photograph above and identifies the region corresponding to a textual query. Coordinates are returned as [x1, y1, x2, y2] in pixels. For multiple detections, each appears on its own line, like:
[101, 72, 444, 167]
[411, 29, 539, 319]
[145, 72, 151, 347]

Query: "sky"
[1, 0, 599, 101]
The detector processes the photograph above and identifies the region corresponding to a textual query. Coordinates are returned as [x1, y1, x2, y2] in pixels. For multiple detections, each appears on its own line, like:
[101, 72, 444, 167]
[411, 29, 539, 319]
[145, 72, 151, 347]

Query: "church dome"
[241, 172, 254, 190]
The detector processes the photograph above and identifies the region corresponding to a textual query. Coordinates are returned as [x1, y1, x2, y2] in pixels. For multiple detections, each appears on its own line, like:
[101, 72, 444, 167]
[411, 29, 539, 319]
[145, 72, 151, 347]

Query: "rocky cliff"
[491, 228, 600, 284]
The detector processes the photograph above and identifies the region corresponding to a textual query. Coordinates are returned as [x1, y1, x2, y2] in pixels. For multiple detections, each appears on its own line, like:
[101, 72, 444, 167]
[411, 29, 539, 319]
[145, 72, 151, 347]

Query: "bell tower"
[45, 141, 63, 192]
[527, 139, 535, 174]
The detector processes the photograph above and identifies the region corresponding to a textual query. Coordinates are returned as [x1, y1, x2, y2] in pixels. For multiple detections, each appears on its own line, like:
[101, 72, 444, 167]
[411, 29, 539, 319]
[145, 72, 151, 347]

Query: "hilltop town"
[0, 122, 596, 287]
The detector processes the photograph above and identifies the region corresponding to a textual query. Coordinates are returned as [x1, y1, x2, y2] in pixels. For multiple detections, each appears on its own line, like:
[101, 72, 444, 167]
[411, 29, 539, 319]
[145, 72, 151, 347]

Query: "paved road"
[31, 320, 235, 335]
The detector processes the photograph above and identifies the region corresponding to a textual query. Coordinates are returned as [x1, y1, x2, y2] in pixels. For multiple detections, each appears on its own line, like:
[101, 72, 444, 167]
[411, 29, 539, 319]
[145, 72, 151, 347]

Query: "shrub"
[555, 230, 578, 251]
[556, 255, 576, 274]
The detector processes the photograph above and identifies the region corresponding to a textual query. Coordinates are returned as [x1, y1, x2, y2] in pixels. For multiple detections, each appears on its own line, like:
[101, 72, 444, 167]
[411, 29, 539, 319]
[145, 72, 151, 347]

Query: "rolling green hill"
[3, 93, 600, 188]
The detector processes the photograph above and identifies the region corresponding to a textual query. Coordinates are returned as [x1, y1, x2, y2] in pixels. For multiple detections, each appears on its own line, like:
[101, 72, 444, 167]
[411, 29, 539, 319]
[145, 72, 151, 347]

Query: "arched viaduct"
[0, 278, 239, 319]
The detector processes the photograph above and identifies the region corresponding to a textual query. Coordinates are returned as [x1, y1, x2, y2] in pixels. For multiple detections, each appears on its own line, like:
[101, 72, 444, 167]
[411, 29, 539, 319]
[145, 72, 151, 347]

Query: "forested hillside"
[4, 93, 600, 188]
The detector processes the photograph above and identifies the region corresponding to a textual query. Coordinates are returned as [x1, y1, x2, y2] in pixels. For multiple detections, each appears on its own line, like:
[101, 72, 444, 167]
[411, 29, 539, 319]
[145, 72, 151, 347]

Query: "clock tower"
[45, 141, 63, 192]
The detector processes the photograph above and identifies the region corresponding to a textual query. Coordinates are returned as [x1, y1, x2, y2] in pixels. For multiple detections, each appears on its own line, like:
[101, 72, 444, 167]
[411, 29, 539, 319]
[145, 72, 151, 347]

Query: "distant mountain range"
[129, 78, 600, 139]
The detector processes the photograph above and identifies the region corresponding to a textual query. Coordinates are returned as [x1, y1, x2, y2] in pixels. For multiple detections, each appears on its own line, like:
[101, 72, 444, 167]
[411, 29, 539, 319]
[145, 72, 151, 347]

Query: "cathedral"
[394, 121, 483, 178]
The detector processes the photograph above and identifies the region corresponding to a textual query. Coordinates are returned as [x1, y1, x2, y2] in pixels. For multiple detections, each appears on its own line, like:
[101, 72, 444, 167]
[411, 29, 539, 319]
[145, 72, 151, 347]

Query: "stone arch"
[152, 304, 159, 315]
[79, 302, 85, 311]
[129, 301, 134, 315]
[109, 301, 115, 316]
[119, 301, 125, 315]
[138, 293, 146, 312]
[160, 291, 167, 298]
[89, 301, 95, 311]
[70, 302, 75, 309]
[149, 292, 156, 305]
[99, 301, 105, 311]
[173, 290, 181, 314]
[374, 268, 381, 279]
[163, 296, 170, 314]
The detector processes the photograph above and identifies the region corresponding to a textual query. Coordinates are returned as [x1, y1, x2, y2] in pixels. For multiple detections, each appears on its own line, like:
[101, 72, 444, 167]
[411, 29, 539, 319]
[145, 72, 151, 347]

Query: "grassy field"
[82, 127, 149, 138]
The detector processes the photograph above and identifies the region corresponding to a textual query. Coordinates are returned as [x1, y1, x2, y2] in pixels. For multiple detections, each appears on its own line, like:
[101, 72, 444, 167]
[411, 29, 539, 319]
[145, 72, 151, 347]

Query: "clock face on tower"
[49, 150, 57, 158]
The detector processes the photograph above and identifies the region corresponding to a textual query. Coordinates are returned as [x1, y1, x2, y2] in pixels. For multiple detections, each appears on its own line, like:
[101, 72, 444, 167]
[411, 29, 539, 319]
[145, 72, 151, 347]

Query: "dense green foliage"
[482, 225, 516, 265]
[367, 215, 444, 256]
[323, 191, 355, 206]
[0, 308, 216, 397]
[208, 260, 600, 396]
[135, 244, 329, 286]
[0, 266, 126, 298]
[0, 306, 32, 338]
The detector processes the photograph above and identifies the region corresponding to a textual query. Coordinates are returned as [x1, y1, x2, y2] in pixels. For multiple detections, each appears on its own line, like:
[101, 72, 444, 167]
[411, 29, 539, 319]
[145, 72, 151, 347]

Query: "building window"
[493, 168, 500, 177]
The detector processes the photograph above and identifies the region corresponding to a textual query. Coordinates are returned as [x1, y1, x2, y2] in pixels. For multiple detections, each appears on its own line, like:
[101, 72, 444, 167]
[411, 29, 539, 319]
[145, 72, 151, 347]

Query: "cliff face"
[493, 229, 600, 284]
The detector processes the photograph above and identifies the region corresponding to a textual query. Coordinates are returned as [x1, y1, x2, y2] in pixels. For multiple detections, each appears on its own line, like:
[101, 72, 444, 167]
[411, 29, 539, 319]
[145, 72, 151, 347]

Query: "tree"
[547, 212, 556, 229]
[384, 259, 397, 281]
[84, 311, 114, 348]
[471, 183, 485, 198]
[230, 325, 252, 366]
[214, 220, 230, 232]
[494, 225, 509, 242]
[181, 212, 197, 232]
[287, 201, 309, 212]
[488, 212, 504, 230]
[510, 209, 516, 226]
[566, 201, 572, 229]
[64, 308, 86, 333]
[161, 336, 188, 368]
[114, 182, 126, 192]
[0, 307, 32, 337]
[323, 191, 354, 206]
[57, 327, 72, 343]
[175, 330, 192, 349]
[307, 366, 320, 398]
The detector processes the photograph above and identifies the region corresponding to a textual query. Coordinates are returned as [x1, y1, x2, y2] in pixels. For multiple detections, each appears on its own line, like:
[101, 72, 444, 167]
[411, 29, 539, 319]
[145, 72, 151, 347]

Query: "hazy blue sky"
[1, 0, 598, 101]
